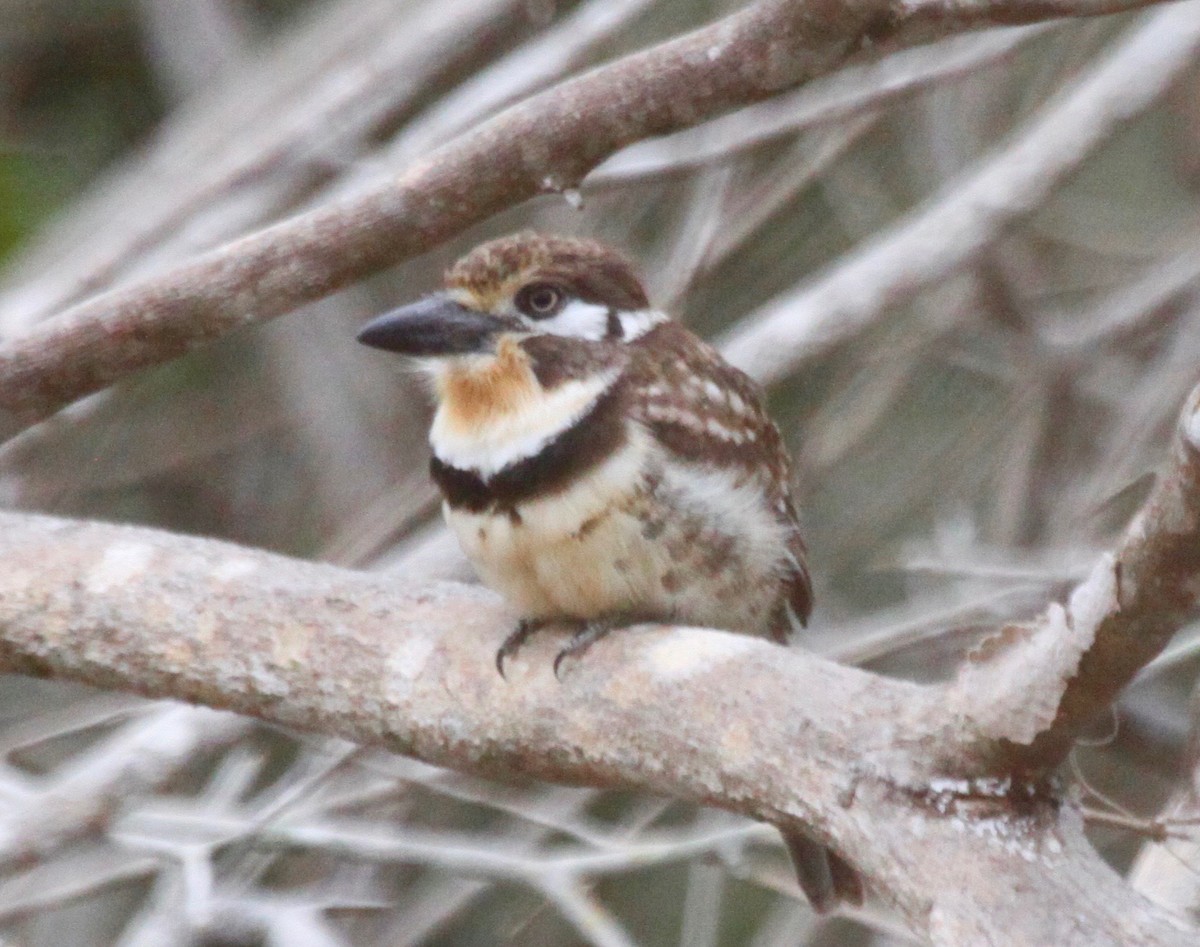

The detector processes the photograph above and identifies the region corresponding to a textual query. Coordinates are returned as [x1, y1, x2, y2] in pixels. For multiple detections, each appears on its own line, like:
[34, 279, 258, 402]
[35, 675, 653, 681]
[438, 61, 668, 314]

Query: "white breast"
[429, 369, 616, 478]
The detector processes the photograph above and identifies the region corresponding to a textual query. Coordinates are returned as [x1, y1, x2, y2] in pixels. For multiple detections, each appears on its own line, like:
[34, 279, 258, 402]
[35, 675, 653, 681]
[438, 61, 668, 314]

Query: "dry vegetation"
[1, 0, 1200, 945]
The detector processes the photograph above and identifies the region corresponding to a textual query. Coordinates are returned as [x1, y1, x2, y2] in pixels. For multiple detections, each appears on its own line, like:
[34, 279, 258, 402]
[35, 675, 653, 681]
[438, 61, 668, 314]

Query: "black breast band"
[431, 385, 626, 513]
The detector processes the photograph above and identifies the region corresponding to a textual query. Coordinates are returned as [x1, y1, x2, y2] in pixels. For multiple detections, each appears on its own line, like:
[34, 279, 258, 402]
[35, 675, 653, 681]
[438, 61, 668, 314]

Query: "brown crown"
[445, 231, 650, 312]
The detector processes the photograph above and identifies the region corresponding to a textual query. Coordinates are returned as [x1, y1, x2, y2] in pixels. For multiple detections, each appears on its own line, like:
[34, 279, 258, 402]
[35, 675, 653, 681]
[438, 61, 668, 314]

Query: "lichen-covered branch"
[0, 510, 1192, 945]
[0, 0, 1174, 437]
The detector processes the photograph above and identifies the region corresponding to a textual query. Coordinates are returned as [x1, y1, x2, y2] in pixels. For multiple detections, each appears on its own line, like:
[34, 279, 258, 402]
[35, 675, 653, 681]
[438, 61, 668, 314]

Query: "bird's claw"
[495, 618, 545, 679]
[499, 617, 627, 679]
[552, 619, 619, 680]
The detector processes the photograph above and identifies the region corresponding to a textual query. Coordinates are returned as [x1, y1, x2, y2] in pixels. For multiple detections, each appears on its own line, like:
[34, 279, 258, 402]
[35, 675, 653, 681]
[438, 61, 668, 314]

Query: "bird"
[356, 230, 863, 913]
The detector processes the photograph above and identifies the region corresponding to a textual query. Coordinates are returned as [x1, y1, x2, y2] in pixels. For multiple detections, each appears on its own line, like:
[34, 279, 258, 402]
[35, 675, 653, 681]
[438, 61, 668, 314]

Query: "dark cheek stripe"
[431, 387, 626, 513]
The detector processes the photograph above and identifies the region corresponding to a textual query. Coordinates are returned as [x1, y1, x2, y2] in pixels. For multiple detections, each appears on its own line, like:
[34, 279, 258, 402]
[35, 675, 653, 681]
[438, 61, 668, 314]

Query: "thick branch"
[0, 0, 1170, 437]
[0, 510, 1191, 945]
[0, 513, 926, 804]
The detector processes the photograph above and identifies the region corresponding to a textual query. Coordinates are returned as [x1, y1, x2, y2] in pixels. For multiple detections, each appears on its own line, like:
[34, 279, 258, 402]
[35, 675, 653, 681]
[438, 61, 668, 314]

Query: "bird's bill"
[356, 295, 505, 357]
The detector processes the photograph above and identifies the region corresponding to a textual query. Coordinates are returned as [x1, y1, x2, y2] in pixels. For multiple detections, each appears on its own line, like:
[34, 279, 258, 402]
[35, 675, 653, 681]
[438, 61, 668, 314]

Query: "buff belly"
[444, 434, 788, 635]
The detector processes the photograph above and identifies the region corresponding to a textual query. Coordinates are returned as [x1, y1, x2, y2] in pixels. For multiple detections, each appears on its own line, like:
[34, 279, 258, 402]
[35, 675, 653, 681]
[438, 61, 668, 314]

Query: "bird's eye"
[515, 283, 566, 319]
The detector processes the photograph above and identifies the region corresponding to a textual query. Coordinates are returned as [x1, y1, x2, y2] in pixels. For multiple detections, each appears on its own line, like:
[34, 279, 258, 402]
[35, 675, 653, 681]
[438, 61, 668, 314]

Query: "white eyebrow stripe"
[618, 308, 669, 340]
[539, 300, 611, 340]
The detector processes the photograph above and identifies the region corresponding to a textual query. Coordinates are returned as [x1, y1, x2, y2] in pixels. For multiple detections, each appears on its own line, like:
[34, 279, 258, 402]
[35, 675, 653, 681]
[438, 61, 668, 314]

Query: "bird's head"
[358, 232, 670, 452]
[356, 231, 662, 362]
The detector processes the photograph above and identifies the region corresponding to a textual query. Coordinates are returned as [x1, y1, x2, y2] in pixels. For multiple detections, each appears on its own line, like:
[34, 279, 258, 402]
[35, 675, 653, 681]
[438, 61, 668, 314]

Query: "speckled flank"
[625, 321, 812, 628]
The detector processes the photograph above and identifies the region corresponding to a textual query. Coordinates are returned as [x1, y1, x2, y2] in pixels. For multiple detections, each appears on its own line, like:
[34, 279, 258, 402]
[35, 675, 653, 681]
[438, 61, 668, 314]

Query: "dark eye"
[515, 283, 566, 319]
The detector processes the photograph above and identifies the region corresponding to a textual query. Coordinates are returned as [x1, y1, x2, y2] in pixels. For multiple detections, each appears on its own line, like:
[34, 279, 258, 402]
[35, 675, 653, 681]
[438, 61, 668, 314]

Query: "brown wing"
[625, 321, 812, 635]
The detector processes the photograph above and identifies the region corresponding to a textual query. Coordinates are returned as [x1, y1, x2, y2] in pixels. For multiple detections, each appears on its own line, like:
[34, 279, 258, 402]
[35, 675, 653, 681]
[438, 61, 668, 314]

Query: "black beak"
[356, 295, 503, 357]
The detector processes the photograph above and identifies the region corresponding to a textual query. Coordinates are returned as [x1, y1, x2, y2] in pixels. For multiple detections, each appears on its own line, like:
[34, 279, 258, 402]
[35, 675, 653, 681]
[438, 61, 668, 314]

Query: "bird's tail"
[781, 831, 864, 914]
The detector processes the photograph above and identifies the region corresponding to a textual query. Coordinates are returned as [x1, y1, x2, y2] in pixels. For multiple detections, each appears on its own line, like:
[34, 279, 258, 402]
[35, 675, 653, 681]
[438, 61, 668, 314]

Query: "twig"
[0, 850, 160, 924]
[1126, 681, 1200, 913]
[349, 0, 664, 176]
[136, 0, 249, 101]
[0, 703, 250, 870]
[538, 876, 638, 947]
[590, 23, 1051, 185]
[1081, 807, 1179, 842]
[0, 0, 534, 336]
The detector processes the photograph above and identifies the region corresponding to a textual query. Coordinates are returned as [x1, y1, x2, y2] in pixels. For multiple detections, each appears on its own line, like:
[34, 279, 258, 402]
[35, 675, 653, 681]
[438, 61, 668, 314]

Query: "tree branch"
[0, 490, 1194, 943]
[0, 0, 533, 337]
[0, 0, 1172, 438]
[948, 382, 1200, 771]
[0, 703, 249, 870]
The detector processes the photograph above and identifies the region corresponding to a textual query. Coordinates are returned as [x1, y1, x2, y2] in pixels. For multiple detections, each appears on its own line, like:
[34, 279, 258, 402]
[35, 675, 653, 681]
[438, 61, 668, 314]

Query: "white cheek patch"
[430, 369, 618, 477]
[538, 299, 611, 340]
[617, 308, 669, 340]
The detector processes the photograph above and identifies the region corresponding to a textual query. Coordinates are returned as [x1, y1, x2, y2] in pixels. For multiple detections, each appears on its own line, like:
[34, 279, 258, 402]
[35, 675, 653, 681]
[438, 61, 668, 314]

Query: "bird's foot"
[552, 616, 627, 680]
[496, 618, 550, 678]
[499, 615, 636, 679]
